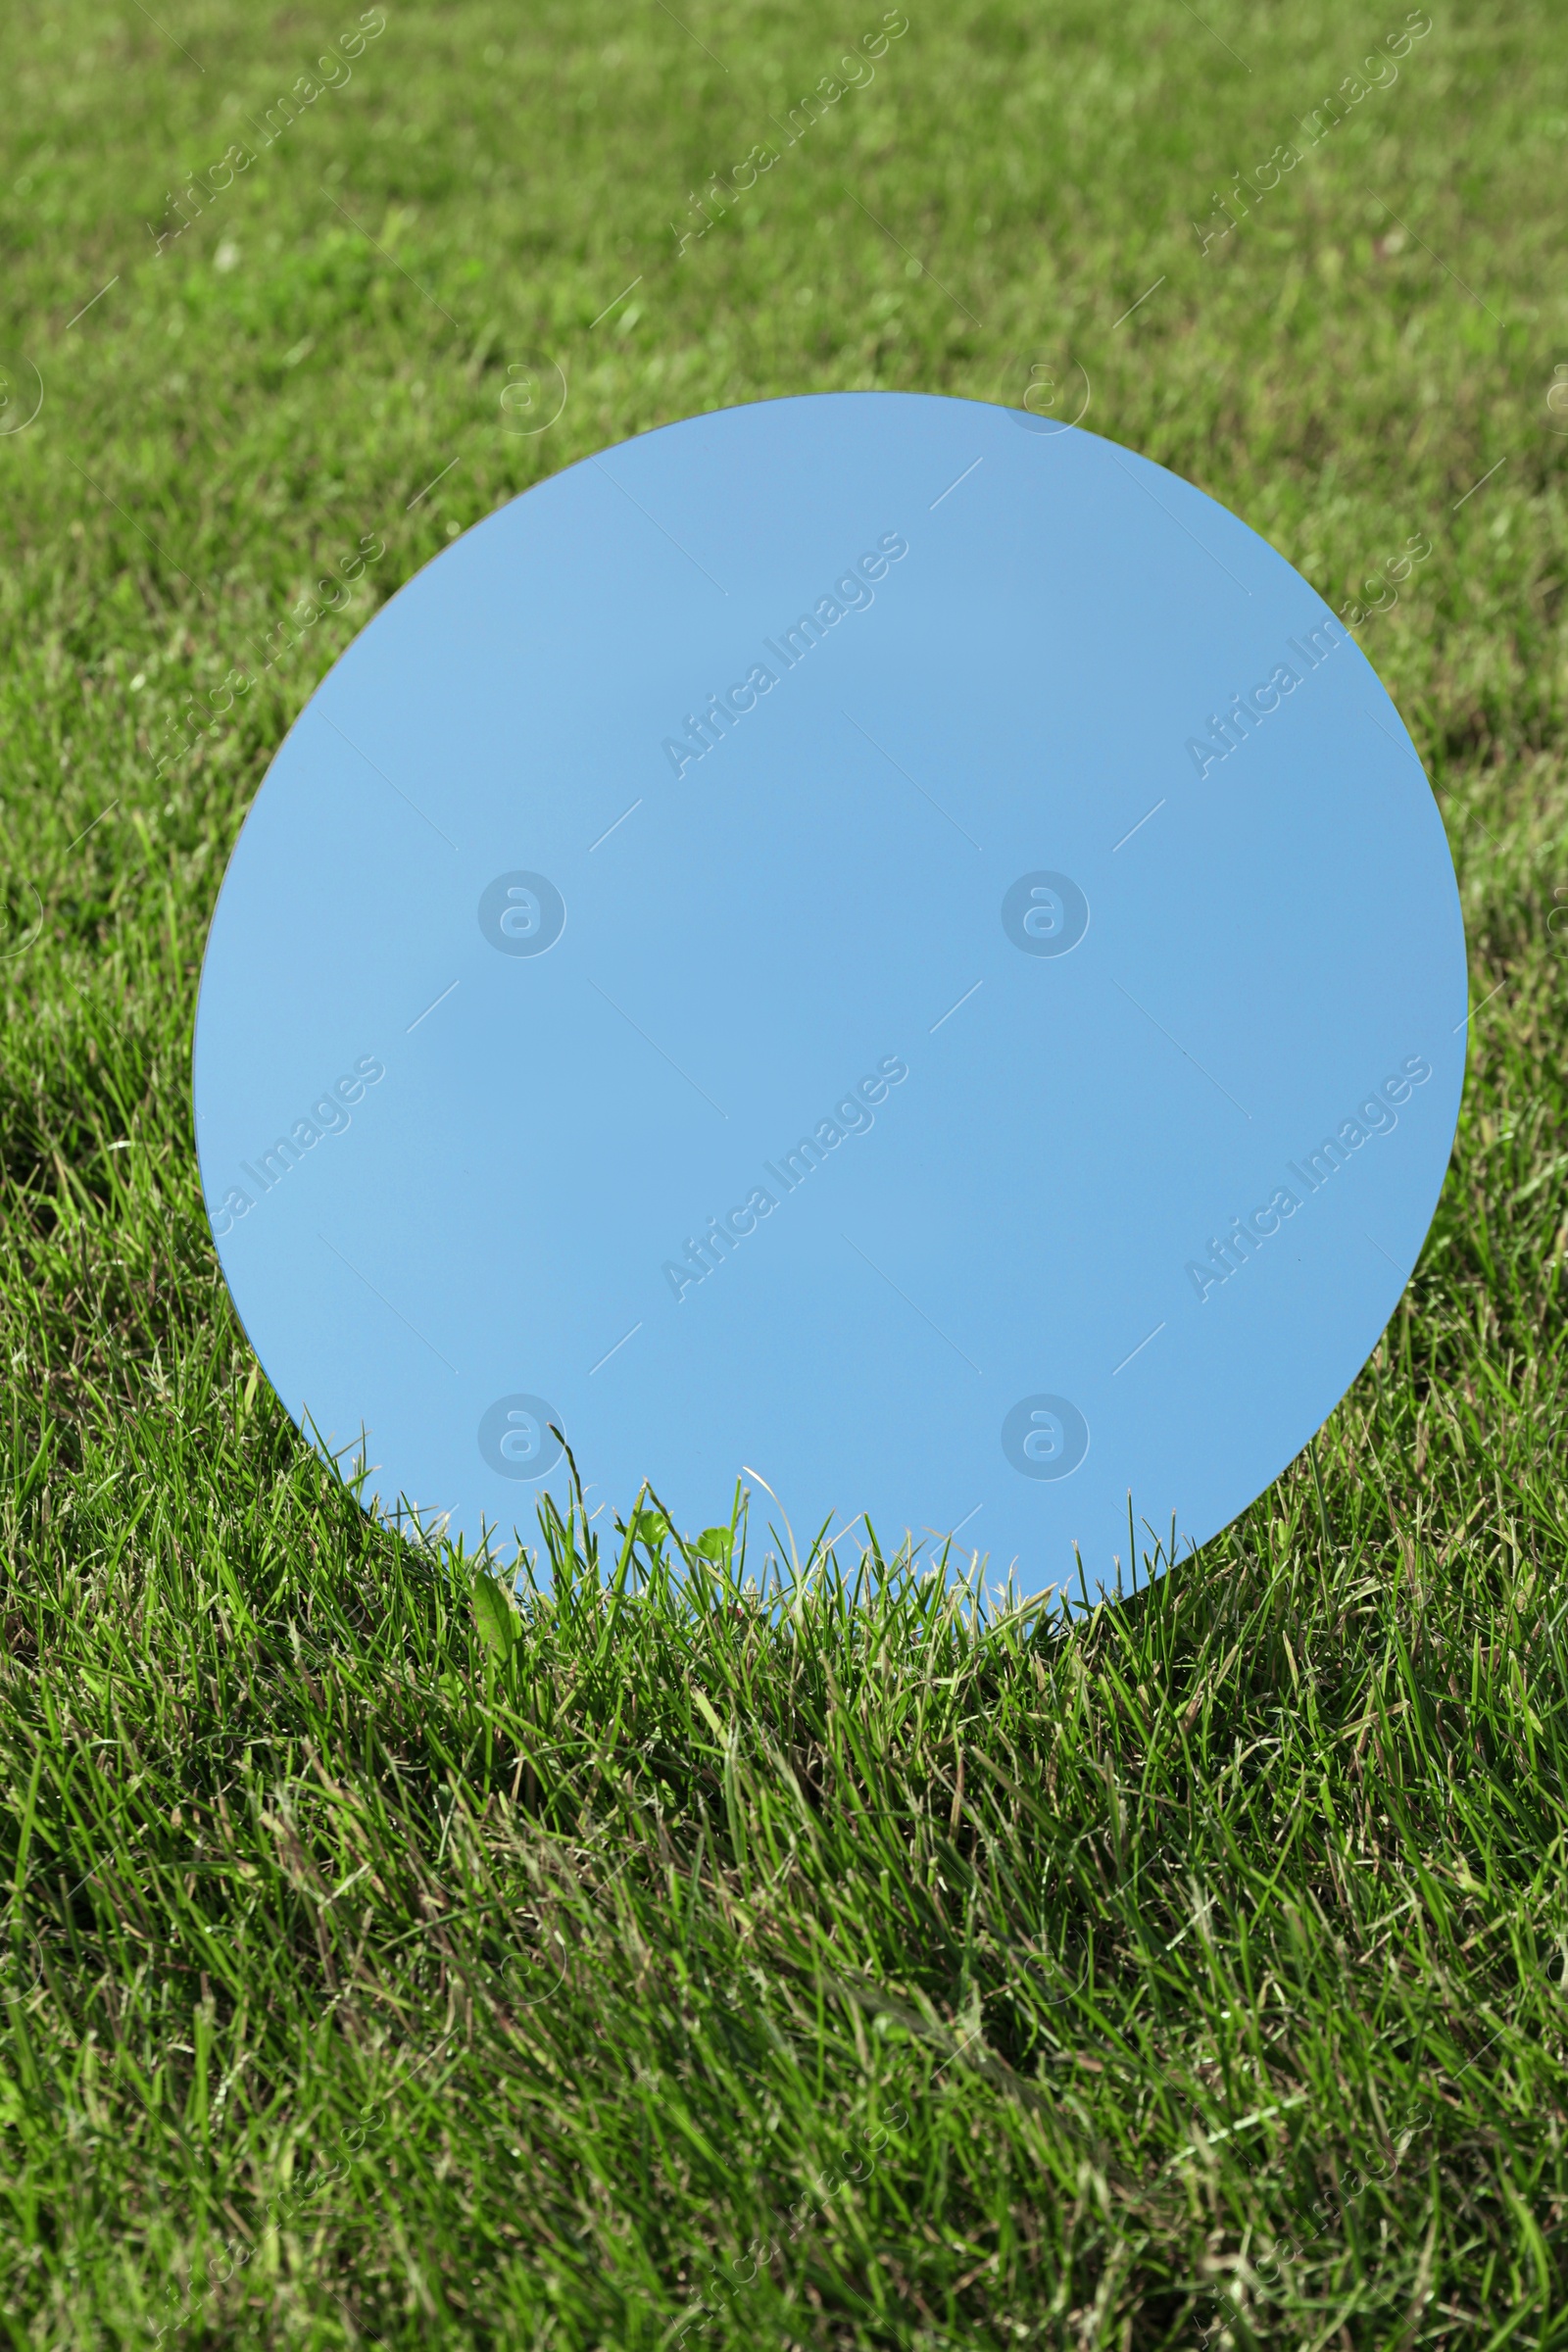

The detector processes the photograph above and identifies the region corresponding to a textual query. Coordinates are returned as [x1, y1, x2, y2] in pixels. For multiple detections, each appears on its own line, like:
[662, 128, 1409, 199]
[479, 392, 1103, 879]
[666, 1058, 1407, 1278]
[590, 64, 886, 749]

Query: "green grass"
[3, 0, 1568, 2342]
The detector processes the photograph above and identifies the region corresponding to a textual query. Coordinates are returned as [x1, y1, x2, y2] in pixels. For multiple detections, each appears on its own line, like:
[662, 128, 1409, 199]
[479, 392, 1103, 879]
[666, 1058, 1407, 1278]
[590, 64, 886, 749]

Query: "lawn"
[2, 0, 1567, 2343]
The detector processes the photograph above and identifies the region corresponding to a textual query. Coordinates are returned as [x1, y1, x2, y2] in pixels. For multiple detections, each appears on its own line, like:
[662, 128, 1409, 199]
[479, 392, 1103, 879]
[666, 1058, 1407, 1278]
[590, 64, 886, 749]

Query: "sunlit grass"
[1, 0, 1566, 2342]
